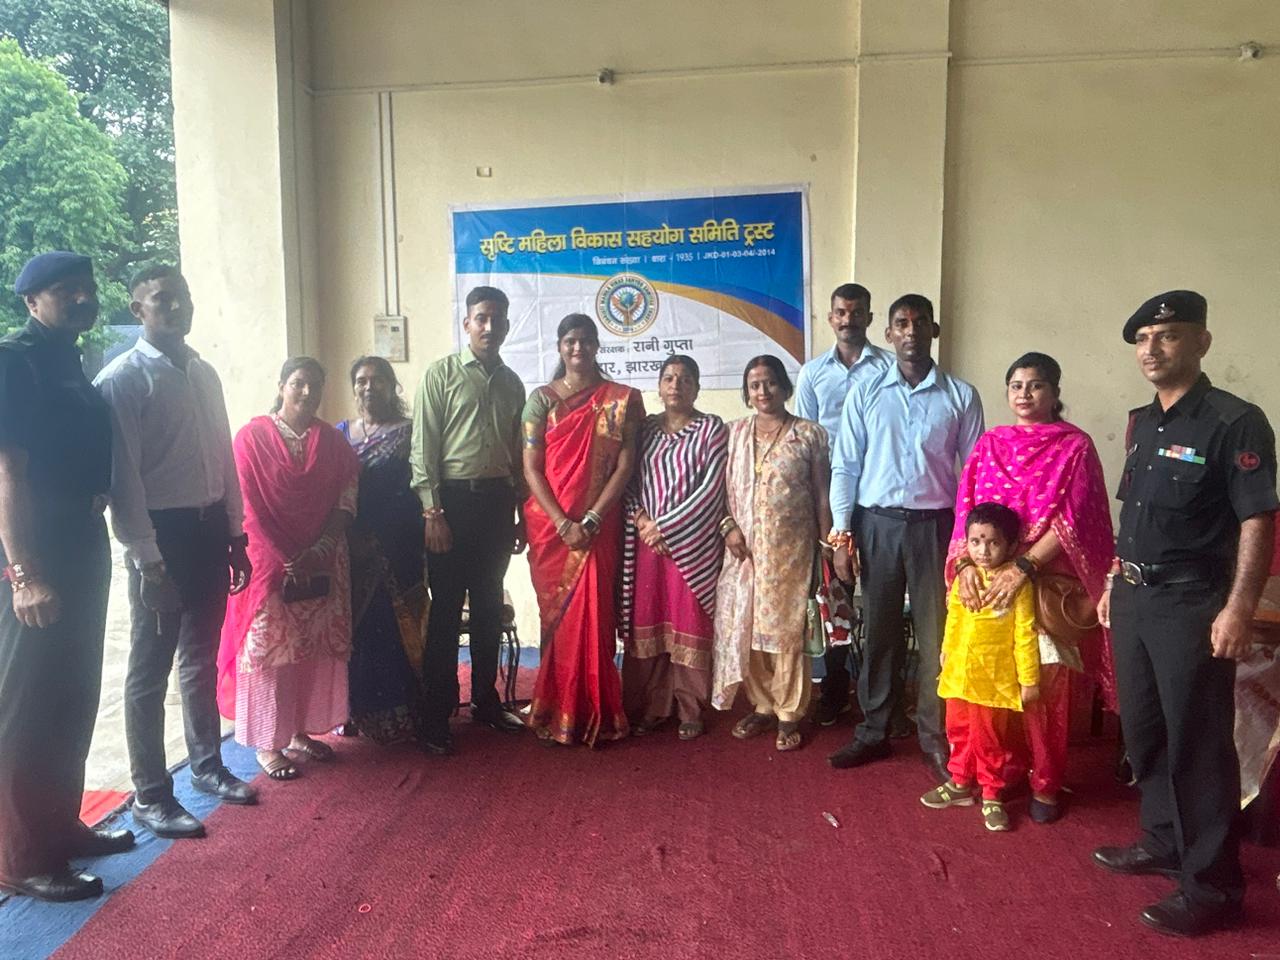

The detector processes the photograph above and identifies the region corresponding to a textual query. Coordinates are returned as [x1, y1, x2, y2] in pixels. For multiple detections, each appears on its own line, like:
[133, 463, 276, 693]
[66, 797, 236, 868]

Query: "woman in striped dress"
[620, 355, 728, 740]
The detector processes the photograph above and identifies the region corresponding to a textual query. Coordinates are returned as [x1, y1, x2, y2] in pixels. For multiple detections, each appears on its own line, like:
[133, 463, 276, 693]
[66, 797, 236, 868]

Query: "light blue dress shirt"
[830, 362, 985, 527]
[795, 341, 894, 443]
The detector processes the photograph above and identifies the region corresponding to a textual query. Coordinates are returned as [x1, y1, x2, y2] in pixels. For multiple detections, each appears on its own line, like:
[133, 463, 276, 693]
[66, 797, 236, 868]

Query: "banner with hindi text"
[449, 187, 810, 391]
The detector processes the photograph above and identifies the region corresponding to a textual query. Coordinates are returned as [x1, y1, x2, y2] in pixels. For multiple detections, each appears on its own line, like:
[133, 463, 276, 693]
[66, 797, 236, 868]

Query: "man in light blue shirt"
[795, 283, 892, 727]
[827, 294, 984, 783]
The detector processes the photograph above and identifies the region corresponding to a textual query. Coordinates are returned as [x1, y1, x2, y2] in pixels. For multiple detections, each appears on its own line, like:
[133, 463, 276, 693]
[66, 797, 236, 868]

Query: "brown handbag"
[1034, 573, 1098, 643]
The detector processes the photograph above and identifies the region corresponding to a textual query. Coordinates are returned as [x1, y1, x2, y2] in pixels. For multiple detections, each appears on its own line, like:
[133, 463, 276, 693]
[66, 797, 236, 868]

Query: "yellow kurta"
[937, 571, 1039, 711]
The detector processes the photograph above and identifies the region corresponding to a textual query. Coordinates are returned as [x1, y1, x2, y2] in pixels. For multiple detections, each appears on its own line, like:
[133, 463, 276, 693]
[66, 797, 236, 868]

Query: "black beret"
[13, 251, 93, 296]
[1123, 289, 1207, 344]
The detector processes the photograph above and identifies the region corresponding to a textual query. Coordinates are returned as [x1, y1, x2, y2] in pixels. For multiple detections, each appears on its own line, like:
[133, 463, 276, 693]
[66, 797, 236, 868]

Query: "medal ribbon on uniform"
[1156, 444, 1206, 465]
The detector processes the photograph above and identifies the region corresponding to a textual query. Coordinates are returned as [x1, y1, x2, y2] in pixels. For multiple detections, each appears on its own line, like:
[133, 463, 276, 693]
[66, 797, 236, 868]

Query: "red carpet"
[54, 715, 1280, 960]
[78, 790, 129, 826]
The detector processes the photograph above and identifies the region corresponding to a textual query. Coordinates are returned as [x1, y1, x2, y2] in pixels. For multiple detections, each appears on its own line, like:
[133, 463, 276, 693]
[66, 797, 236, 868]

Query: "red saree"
[525, 380, 641, 746]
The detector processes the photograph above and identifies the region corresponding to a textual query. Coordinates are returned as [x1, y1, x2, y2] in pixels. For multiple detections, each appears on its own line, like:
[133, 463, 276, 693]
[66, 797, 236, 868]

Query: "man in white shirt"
[95, 266, 255, 838]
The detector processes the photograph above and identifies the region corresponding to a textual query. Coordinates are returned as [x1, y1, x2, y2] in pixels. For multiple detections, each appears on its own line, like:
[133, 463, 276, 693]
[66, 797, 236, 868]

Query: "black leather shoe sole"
[1140, 902, 1242, 938]
[133, 807, 206, 840]
[0, 871, 103, 902]
[473, 712, 524, 733]
[191, 777, 259, 806]
[71, 827, 136, 857]
[827, 741, 892, 769]
[1092, 847, 1179, 878]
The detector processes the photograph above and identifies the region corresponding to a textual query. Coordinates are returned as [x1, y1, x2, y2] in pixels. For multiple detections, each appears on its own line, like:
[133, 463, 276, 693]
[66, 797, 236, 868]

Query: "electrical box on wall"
[373, 315, 408, 362]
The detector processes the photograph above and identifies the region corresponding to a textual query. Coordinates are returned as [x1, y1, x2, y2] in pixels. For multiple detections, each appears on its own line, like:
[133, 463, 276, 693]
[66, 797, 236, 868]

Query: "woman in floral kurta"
[712, 356, 831, 751]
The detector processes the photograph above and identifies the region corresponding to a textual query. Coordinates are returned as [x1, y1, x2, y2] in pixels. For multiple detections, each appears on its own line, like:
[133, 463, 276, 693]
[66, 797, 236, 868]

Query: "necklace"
[357, 417, 387, 443]
[752, 413, 790, 477]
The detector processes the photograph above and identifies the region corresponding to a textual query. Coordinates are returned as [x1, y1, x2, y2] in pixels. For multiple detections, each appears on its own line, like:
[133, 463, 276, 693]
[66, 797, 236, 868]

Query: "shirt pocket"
[1151, 459, 1209, 510]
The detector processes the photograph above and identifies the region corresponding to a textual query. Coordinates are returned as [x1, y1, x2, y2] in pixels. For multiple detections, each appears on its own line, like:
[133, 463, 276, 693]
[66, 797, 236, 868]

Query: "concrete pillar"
[169, 0, 315, 426]
[852, 0, 950, 327]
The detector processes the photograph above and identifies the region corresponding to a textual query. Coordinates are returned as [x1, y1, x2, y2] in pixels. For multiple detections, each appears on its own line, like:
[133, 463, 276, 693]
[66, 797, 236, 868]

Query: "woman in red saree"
[947, 352, 1115, 823]
[216, 358, 360, 780]
[522, 314, 642, 746]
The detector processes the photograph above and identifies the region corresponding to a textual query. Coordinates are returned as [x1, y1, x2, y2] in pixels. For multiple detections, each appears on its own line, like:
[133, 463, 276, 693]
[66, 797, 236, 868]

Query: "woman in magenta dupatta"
[216, 358, 360, 780]
[522, 315, 642, 746]
[946, 352, 1114, 822]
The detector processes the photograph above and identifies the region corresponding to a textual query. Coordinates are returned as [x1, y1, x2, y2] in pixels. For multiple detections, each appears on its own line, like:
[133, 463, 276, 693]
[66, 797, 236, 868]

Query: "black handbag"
[282, 574, 331, 604]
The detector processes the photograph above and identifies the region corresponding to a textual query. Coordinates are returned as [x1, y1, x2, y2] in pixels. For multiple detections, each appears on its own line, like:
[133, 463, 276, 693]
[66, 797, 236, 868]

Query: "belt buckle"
[1120, 560, 1144, 587]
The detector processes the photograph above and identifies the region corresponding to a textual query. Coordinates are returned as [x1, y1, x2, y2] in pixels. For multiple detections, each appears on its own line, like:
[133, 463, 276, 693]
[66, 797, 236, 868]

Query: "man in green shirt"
[411, 286, 527, 754]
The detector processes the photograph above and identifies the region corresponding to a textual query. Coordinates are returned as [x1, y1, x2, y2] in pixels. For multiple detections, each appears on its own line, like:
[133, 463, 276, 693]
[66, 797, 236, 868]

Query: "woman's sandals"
[256, 749, 300, 781]
[775, 721, 802, 752]
[285, 735, 335, 762]
[731, 712, 776, 740]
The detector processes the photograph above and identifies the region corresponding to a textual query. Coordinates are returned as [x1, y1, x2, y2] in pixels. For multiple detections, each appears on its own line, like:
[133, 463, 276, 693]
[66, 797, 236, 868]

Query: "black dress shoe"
[1092, 844, 1179, 877]
[473, 707, 525, 732]
[191, 767, 259, 805]
[812, 698, 852, 727]
[1140, 891, 1242, 938]
[421, 732, 456, 756]
[888, 712, 916, 740]
[0, 869, 103, 902]
[827, 739, 892, 769]
[922, 751, 951, 785]
[70, 824, 136, 857]
[133, 799, 205, 839]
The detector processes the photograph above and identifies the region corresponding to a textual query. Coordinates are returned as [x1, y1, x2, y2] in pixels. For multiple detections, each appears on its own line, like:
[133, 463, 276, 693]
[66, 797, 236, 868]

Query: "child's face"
[966, 523, 1010, 569]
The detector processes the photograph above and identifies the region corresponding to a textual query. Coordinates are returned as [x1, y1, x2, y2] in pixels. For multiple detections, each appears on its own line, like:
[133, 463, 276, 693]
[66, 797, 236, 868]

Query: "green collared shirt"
[410, 347, 527, 509]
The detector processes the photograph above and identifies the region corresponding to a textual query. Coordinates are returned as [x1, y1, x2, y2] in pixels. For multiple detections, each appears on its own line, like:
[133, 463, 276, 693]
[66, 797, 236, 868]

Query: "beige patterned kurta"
[711, 416, 828, 710]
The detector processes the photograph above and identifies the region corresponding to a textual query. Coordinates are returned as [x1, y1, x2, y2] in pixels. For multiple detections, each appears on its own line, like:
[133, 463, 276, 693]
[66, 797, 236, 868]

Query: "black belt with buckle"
[1118, 558, 1212, 587]
[441, 477, 512, 493]
[864, 506, 953, 523]
[150, 501, 227, 523]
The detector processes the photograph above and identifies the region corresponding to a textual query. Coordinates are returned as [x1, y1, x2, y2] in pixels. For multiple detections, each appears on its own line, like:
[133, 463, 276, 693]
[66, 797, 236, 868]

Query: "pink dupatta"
[216, 415, 360, 718]
[947, 421, 1117, 709]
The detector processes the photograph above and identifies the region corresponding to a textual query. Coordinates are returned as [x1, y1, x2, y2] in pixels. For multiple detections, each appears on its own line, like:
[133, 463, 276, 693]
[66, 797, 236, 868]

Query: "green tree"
[0, 0, 175, 276]
[0, 37, 130, 338]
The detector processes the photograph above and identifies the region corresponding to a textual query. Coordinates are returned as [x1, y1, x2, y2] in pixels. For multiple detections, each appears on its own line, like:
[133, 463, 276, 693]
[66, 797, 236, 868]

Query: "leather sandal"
[732, 713, 776, 740]
[285, 735, 334, 762]
[256, 750, 300, 781]
[775, 721, 803, 752]
[678, 720, 705, 740]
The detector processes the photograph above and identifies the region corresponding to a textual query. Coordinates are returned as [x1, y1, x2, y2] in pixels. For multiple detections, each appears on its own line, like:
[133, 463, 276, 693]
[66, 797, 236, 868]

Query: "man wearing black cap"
[0, 252, 129, 901]
[1094, 289, 1277, 936]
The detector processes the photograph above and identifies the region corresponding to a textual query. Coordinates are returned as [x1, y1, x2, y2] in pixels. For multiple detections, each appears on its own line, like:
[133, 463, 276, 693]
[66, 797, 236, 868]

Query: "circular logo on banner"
[596, 273, 659, 337]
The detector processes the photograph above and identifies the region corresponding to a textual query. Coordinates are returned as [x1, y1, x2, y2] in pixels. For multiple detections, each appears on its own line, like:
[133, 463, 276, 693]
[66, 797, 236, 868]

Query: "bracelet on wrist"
[827, 530, 854, 552]
[581, 510, 602, 535]
[953, 556, 975, 573]
[423, 507, 445, 520]
[556, 517, 574, 537]
[3, 562, 37, 589]
[719, 516, 739, 537]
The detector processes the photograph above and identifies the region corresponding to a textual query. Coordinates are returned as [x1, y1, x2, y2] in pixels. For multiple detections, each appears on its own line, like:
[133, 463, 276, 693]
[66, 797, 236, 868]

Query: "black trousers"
[852, 508, 950, 755]
[0, 514, 109, 878]
[1109, 578, 1243, 907]
[422, 485, 515, 734]
[125, 505, 230, 805]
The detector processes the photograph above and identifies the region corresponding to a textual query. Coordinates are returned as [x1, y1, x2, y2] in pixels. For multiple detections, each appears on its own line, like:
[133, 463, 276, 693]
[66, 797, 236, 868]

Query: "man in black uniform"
[1094, 289, 1277, 937]
[0, 252, 133, 902]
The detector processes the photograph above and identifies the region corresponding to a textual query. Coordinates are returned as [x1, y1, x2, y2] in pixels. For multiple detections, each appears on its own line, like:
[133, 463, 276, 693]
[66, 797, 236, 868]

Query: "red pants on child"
[945, 699, 1015, 800]
[1019, 663, 1070, 796]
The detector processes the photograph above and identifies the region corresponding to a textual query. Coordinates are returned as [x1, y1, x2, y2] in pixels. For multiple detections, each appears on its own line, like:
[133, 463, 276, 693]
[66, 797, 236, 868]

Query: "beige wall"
[943, 1, 1280, 482]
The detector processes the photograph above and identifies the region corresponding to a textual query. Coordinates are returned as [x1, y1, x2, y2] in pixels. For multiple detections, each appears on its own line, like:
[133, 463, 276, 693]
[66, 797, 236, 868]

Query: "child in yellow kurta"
[921, 502, 1039, 832]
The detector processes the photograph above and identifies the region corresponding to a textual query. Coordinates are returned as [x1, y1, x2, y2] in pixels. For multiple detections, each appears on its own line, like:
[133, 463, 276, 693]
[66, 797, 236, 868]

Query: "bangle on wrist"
[719, 516, 739, 537]
[581, 510, 602, 535]
[423, 507, 445, 520]
[556, 517, 574, 537]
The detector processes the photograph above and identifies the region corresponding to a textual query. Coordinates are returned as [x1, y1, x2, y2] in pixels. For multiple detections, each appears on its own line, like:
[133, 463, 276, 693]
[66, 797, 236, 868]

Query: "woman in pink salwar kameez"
[216, 357, 360, 781]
